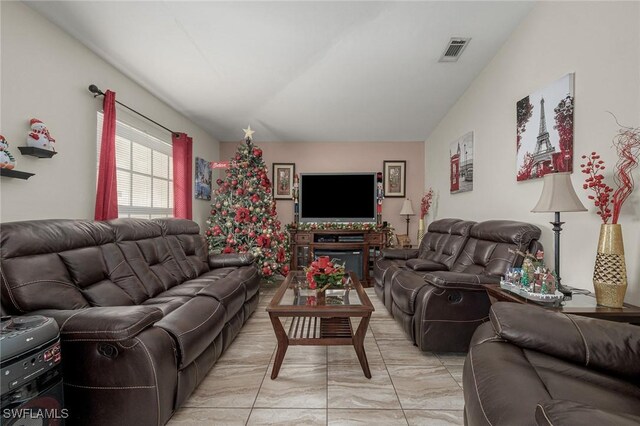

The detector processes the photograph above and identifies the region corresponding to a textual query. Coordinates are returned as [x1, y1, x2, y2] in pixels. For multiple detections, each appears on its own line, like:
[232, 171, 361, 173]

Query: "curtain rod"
[88, 84, 179, 137]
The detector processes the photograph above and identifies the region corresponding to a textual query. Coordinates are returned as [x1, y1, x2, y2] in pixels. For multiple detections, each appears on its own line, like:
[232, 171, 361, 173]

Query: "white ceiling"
[27, 1, 533, 143]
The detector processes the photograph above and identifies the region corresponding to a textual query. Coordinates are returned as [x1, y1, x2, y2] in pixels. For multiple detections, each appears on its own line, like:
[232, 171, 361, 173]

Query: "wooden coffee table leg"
[269, 314, 289, 379]
[352, 315, 371, 379]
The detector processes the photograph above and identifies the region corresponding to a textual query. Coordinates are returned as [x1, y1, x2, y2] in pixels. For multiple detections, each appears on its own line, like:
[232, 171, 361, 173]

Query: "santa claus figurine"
[0, 135, 17, 169]
[27, 118, 56, 151]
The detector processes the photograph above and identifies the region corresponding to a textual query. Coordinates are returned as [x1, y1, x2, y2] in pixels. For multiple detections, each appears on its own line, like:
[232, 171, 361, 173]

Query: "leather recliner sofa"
[0, 218, 260, 425]
[373, 218, 541, 352]
[464, 302, 640, 425]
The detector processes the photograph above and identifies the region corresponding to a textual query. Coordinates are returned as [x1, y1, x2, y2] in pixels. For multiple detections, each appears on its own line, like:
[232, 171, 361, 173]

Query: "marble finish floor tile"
[376, 339, 441, 366]
[387, 365, 464, 410]
[270, 344, 327, 365]
[167, 408, 250, 425]
[369, 320, 406, 339]
[328, 409, 408, 425]
[255, 364, 327, 408]
[435, 352, 467, 366]
[184, 364, 267, 408]
[328, 364, 401, 409]
[404, 409, 465, 425]
[327, 339, 384, 365]
[217, 334, 276, 366]
[446, 365, 464, 388]
[247, 409, 326, 425]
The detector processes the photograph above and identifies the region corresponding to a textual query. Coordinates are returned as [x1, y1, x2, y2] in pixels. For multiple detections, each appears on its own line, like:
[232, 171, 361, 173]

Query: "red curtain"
[94, 90, 118, 220]
[172, 133, 193, 219]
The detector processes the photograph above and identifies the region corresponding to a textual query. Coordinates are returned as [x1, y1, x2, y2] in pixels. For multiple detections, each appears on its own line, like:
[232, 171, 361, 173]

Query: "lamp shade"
[400, 198, 415, 216]
[532, 172, 587, 213]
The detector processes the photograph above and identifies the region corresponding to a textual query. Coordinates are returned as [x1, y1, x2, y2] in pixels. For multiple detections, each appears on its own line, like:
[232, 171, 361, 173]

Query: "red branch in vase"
[580, 153, 613, 223]
[580, 117, 640, 224]
[611, 120, 640, 223]
[420, 188, 434, 219]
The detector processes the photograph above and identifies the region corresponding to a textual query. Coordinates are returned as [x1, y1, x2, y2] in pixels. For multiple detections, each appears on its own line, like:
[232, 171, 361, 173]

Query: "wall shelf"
[0, 169, 35, 180]
[18, 147, 57, 158]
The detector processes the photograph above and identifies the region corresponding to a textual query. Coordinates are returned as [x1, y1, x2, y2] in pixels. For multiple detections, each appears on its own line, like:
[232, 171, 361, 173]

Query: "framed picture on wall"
[449, 131, 474, 194]
[272, 163, 295, 199]
[383, 160, 406, 197]
[195, 157, 212, 201]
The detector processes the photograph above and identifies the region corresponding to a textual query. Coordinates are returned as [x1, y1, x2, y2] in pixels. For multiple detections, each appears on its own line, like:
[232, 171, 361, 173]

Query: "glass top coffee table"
[266, 271, 374, 379]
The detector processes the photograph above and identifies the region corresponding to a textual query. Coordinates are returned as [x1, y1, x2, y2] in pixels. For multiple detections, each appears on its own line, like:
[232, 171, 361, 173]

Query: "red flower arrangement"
[581, 119, 640, 224]
[304, 256, 346, 291]
[420, 188, 434, 219]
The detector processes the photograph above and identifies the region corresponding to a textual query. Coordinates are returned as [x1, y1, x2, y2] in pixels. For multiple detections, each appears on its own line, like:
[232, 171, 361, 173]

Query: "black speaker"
[1, 366, 65, 425]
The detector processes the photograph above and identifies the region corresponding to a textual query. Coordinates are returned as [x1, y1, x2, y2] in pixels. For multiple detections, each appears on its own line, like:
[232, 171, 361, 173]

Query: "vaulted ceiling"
[28, 1, 533, 142]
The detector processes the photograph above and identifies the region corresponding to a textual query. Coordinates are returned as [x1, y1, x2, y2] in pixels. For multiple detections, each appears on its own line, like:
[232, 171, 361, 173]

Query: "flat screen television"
[299, 173, 377, 223]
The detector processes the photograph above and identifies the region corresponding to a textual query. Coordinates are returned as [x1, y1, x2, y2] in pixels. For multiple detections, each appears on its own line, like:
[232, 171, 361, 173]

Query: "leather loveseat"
[0, 218, 260, 425]
[373, 218, 541, 352]
[464, 302, 640, 425]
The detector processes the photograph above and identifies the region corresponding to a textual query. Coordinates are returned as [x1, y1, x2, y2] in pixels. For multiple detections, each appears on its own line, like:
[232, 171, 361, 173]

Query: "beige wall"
[425, 2, 640, 303]
[220, 141, 425, 240]
[0, 2, 219, 229]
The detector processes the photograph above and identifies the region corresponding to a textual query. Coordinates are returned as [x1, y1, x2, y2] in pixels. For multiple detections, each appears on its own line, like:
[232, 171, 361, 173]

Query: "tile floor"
[169, 286, 466, 425]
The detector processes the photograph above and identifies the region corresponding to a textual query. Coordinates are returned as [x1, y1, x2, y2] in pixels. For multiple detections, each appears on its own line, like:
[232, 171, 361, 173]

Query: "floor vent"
[439, 38, 471, 62]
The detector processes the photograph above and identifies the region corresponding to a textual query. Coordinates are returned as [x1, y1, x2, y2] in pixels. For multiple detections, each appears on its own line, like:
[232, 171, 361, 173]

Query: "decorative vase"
[593, 224, 628, 308]
[417, 218, 425, 245]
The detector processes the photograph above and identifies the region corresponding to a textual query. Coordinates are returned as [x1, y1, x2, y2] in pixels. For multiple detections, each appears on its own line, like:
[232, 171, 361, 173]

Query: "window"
[97, 112, 173, 218]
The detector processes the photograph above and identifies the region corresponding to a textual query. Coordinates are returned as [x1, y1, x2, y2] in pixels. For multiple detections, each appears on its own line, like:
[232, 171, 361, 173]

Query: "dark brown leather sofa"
[373, 219, 541, 352]
[0, 218, 260, 425]
[464, 302, 640, 425]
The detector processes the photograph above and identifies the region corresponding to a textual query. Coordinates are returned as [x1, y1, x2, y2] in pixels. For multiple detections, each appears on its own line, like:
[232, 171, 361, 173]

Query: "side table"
[483, 284, 640, 324]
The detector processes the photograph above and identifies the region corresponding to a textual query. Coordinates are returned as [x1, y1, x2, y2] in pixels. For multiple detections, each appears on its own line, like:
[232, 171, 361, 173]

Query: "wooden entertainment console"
[288, 228, 388, 287]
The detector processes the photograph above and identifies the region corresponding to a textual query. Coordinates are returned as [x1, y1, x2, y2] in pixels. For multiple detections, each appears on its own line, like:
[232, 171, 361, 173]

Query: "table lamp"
[531, 172, 586, 295]
[400, 198, 415, 236]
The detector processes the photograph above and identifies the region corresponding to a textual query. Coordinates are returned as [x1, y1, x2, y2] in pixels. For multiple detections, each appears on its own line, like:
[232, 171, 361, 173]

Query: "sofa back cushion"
[0, 220, 140, 313]
[418, 219, 474, 269]
[451, 220, 541, 277]
[153, 219, 209, 280]
[109, 219, 188, 298]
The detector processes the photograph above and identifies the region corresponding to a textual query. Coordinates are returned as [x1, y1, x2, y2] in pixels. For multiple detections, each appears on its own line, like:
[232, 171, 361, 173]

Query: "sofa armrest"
[536, 400, 640, 426]
[208, 252, 255, 268]
[32, 306, 163, 341]
[422, 271, 500, 290]
[490, 302, 640, 381]
[380, 248, 419, 260]
[405, 258, 447, 271]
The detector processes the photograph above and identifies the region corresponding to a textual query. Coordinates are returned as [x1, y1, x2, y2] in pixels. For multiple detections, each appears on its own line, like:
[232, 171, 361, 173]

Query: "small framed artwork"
[195, 157, 212, 200]
[383, 160, 406, 197]
[272, 163, 295, 199]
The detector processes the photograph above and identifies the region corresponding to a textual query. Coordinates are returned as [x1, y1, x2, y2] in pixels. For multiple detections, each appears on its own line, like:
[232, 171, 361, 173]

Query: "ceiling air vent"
[439, 38, 471, 62]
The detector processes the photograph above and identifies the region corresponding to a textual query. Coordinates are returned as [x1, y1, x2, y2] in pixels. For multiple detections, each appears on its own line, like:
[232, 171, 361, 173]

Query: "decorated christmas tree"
[205, 127, 290, 279]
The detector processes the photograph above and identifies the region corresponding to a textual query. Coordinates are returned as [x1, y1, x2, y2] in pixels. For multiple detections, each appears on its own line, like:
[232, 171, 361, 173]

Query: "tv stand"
[289, 228, 388, 287]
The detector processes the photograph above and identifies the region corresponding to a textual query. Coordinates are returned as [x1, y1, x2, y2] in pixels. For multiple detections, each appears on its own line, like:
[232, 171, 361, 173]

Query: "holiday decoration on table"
[501, 249, 561, 304]
[27, 118, 56, 151]
[304, 256, 346, 291]
[0, 135, 17, 169]
[205, 127, 290, 280]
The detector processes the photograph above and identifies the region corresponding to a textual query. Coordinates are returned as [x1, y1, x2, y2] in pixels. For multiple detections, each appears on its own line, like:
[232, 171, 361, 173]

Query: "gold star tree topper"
[243, 125, 255, 141]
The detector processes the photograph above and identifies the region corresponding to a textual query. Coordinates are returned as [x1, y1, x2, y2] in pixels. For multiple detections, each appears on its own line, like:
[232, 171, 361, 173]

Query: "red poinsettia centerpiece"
[304, 256, 346, 291]
[581, 119, 640, 224]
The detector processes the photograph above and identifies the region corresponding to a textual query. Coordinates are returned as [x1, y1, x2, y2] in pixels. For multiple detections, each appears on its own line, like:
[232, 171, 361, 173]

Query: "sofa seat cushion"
[153, 282, 210, 298]
[155, 296, 226, 369]
[197, 266, 260, 320]
[142, 296, 192, 316]
[464, 323, 640, 426]
[389, 270, 431, 315]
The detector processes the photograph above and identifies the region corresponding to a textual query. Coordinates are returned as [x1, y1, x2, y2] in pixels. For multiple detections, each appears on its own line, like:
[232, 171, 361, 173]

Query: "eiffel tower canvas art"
[516, 73, 575, 182]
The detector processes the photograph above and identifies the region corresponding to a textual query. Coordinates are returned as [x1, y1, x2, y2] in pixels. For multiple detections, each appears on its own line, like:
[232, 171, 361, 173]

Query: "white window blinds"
[97, 112, 173, 218]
